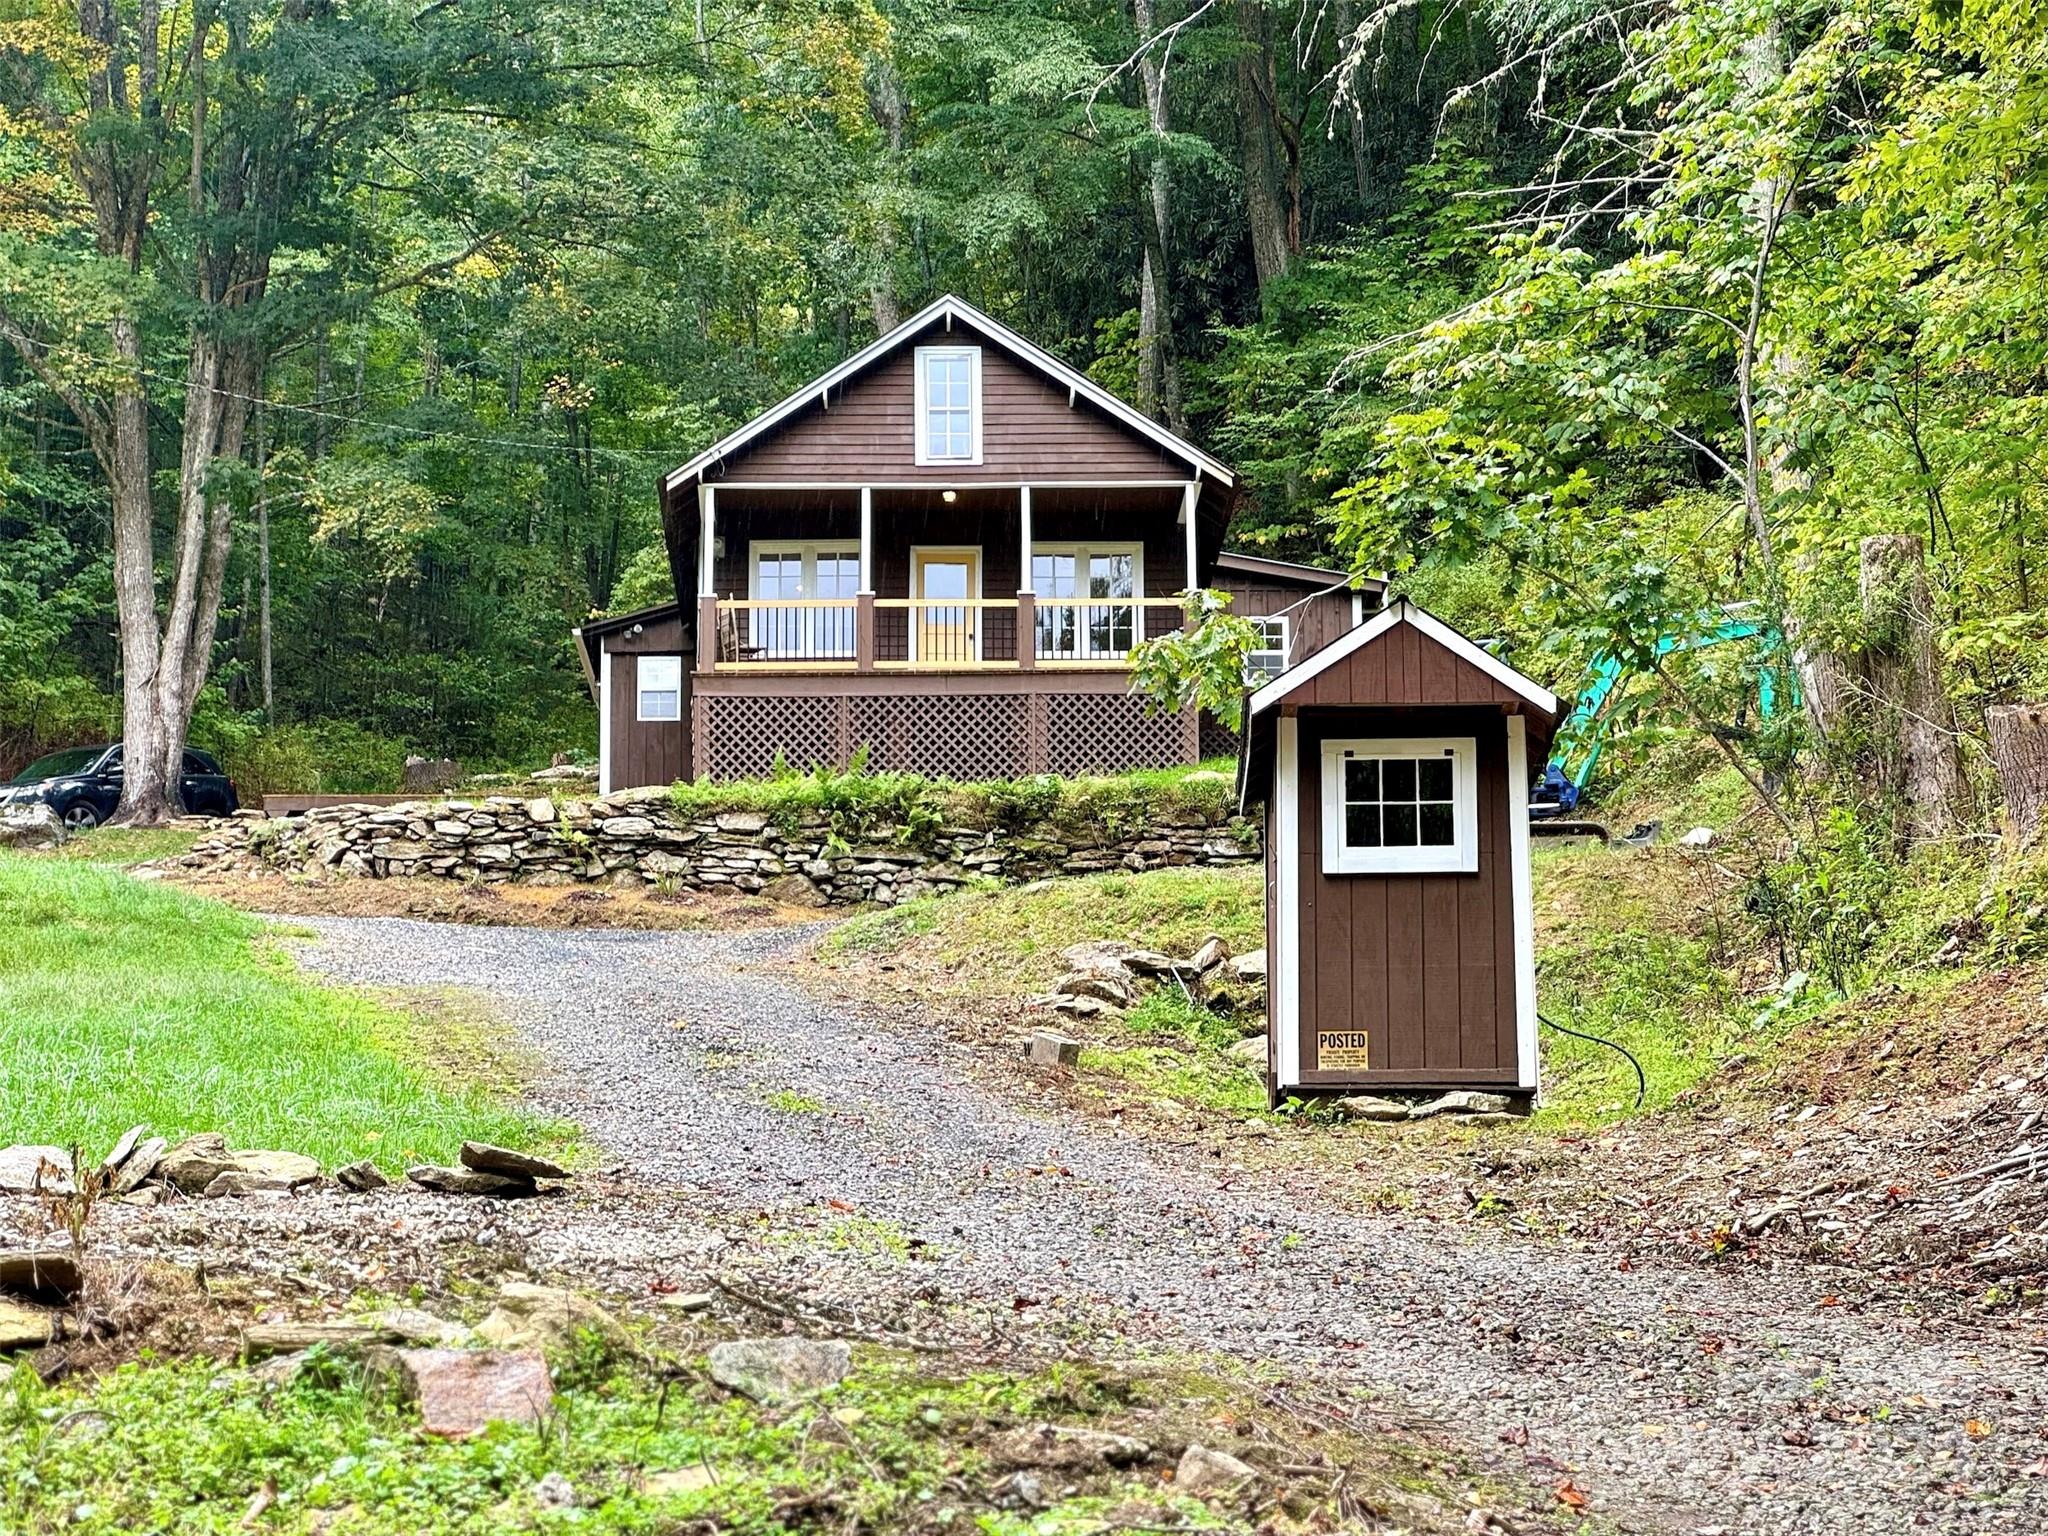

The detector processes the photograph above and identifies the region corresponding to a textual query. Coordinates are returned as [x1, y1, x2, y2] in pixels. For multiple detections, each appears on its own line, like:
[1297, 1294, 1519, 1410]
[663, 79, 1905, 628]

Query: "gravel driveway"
[291, 915, 2046, 1536]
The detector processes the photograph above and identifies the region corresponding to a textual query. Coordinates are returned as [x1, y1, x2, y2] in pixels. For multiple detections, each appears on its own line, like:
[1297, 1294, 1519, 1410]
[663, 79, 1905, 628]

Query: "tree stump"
[1988, 705, 2048, 850]
[1857, 534, 1969, 843]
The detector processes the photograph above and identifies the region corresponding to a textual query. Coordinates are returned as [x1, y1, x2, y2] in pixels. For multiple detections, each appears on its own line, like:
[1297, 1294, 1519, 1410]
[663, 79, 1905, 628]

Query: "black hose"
[1538, 1010, 1647, 1109]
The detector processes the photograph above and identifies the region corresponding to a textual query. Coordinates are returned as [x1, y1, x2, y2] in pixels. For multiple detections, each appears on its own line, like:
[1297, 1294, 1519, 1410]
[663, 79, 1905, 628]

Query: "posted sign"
[1316, 1029, 1371, 1070]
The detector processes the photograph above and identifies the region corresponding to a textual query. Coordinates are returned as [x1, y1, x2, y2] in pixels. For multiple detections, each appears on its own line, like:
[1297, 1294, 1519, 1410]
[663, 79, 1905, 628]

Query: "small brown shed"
[1237, 598, 1559, 1102]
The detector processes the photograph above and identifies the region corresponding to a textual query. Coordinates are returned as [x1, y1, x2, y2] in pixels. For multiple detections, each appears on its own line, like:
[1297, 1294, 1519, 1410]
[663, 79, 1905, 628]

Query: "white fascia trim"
[1272, 716, 1302, 1092]
[1246, 598, 1559, 719]
[663, 294, 1234, 491]
[597, 648, 613, 797]
[1508, 714, 1539, 1094]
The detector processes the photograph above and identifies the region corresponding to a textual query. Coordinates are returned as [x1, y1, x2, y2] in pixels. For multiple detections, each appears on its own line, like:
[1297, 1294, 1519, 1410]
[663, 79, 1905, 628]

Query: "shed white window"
[1321, 737, 1478, 875]
[1032, 542, 1143, 659]
[636, 655, 683, 722]
[914, 345, 982, 464]
[1245, 616, 1291, 682]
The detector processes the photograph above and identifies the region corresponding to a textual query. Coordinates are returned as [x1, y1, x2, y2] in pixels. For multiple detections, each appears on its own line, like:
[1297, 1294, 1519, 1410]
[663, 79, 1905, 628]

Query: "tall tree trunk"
[1988, 705, 2048, 851]
[1331, 0, 1371, 207]
[1132, 0, 1184, 431]
[1235, 0, 1292, 298]
[1857, 534, 1969, 845]
[864, 55, 907, 335]
[257, 394, 274, 721]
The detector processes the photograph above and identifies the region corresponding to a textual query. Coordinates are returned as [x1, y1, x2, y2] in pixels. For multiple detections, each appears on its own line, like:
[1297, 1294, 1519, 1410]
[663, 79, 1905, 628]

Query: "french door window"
[750, 542, 860, 658]
[1033, 543, 1141, 660]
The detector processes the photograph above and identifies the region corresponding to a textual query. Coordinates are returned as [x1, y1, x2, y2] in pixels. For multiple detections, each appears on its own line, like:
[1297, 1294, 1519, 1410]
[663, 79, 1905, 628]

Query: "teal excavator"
[1530, 610, 1796, 825]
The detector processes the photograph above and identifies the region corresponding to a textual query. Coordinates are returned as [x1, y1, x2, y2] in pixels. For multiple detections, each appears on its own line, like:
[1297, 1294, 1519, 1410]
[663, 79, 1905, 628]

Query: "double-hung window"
[637, 655, 682, 721]
[1244, 616, 1291, 682]
[1321, 737, 1479, 875]
[750, 542, 860, 659]
[1032, 543, 1141, 660]
[915, 345, 981, 464]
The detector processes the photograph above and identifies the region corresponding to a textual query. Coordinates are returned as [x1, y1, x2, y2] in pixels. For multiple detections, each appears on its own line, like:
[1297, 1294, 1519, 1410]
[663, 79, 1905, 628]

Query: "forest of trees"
[1, 0, 2045, 835]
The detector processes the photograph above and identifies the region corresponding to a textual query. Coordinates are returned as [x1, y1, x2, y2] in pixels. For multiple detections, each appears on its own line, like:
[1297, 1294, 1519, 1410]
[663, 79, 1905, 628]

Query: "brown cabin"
[574, 294, 1382, 790]
[1237, 598, 1559, 1102]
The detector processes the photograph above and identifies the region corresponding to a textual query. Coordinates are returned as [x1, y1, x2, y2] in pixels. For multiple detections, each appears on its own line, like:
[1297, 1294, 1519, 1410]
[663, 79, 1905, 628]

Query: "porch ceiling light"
[941, 489, 957, 502]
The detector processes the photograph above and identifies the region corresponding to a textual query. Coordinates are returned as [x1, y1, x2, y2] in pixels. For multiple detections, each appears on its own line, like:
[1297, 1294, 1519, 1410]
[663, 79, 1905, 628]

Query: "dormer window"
[915, 345, 981, 464]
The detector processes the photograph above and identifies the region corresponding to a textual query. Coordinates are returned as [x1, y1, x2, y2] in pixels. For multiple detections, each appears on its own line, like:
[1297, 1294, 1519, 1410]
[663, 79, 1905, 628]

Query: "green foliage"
[0, 856, 551, 1169]
[1129, 590, 1263, 734]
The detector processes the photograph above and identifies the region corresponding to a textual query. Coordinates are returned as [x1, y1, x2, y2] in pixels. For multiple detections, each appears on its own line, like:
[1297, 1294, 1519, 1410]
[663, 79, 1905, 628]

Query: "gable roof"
[1216, 551, 1386, 592]
[662, 294, 1234, 492]
[1246, 597, 1558, 719]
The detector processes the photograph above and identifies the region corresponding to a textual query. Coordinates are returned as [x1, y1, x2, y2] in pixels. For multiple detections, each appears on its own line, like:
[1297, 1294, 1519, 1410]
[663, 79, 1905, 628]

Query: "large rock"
[157, 1135, 320, 1195]
[475, 1282, 633, 1361]
[991, 1423, 1152, 1470]
[1025, 1030, 1083, 1067]
[1052, 972, 1136, 1009]
[0, 1145, 73, 1195]
[108, 1135, 165, 1194]
[460, 1143, 569, 1181]
[1228, 948, 1268, 983]
[1409, 1090, 1518, 1121]
[1227, 1033, 1269, 1063]
[406, 1165, 537, 1198]
[367, 1346, 554, 1438]
[706, 1337, 851, 1403]
[401, 756, 465, 793]
[1176, 1443, 1258, 1496]
[1188, 935, 1231, 974]
[0, 1299, 52, 1353]
[1029, 993, 1110, 1020]
[1057, 940, 1140, 980]
[0, 805, 64, 851]
[1334, 1095, 1412, 1123]
[333, 1159, 389, 1193]
[0, 1249, 81, 1300]
[760, 873, 828, 907]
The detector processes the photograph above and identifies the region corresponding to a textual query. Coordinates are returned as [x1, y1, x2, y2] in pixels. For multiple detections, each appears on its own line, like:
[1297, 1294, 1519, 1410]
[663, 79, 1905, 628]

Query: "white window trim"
[1031, 540, 1144, 660]
[635, 654, 683, 722]
[748, 540, 862, 659]
[914, 344, 983, 466]
[1245, 614, 1291, 681]
[1320, 736, 1478, 876]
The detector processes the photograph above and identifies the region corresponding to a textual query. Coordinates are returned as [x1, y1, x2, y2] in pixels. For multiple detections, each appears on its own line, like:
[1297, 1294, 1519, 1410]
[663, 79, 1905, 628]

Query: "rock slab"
[706, 1337, 851, 1402]
[476, 1282, 632, 1360]
[0, 1298, 52, 1353]
[406, 1165, 537, 1198]
[1176, 1443, 1258, 1495]
[992, 1423, 1152, 1470]
[158, 1135, 320, 1195]
[460, 1142, 570, 1181]
[369, 1347, 554, 1438]
[0, 1145, 73, 1195]
[1025, 1030, 1083, 1067]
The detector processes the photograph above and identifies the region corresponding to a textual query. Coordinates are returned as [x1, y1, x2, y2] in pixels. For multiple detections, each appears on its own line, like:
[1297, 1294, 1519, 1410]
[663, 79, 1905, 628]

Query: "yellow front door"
[913, 549, 980, 664]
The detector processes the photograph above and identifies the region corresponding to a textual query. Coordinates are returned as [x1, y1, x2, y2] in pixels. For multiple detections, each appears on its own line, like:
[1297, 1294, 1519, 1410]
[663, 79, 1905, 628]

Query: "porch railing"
[701, 595, 1186, 671]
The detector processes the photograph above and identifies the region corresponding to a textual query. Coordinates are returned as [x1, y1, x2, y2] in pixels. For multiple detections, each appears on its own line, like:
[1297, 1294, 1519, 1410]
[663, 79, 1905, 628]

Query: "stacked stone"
[172, 789, 1261, 907]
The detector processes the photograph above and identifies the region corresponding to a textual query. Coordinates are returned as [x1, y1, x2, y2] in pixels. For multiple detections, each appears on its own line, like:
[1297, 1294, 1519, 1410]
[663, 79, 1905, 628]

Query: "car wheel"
[60, 801, 102, 831]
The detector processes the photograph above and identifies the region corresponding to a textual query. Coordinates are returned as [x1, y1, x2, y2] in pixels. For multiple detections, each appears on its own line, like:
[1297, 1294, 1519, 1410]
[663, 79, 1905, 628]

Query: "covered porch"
[691, 482, 1202, 673]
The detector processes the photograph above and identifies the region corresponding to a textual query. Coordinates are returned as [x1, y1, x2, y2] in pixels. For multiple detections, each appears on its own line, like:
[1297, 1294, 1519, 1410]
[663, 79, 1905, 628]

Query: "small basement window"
[637, 655, 682, 722]
[1321, 737, 1477, 875]
[1244, 616, 1290, 682]
[915, 345, 982, 464]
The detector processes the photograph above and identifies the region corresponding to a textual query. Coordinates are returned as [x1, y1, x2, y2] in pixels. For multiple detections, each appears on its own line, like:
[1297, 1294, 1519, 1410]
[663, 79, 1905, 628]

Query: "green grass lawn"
[44, 824, 202, 867]
[0, 854, 553, 1171]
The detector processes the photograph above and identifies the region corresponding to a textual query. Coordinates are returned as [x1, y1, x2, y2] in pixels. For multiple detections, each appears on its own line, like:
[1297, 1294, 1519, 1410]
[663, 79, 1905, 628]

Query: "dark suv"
[0, 744, 240, 829]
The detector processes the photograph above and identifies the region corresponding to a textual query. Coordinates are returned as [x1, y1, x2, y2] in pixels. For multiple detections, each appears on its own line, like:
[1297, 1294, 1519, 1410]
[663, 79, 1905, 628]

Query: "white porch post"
[1018, 485, 1034, 591]
[698, 483, 717, 595]
[859, 486, 874, 592]
[1181, 480, 1199, 593]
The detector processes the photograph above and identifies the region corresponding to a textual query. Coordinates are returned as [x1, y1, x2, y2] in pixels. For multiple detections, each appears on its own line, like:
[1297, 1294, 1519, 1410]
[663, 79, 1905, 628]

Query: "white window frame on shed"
[1245, 615, 1291, 682]
[914, 344, 983, 465]
[1320, 736, 1478, 875]
[636, 655, 683, 722]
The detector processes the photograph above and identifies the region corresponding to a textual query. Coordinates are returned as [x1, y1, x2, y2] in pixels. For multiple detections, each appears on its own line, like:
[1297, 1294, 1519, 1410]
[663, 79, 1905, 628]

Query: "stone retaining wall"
[172, 786, 1261, 906]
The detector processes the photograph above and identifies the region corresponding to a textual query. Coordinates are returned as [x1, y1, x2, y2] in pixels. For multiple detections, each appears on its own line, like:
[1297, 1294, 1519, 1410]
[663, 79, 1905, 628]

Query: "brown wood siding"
[603, 616, 690, 789]
[1294, 618, 1525, 709]
[1214, 576, 1358, 665]
[1291, 706, 1519, 1088]
[704, 320, 1187, 484]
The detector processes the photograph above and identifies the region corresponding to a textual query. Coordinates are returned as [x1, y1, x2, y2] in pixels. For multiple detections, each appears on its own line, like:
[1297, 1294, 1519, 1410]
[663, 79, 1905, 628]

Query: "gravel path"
[292, 915, 2045, 1536]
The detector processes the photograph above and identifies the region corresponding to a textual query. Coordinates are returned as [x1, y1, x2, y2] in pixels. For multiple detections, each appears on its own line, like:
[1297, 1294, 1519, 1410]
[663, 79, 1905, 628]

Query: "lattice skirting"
[1197, 713, 1241, 764]
[698, 690, 1196, 780]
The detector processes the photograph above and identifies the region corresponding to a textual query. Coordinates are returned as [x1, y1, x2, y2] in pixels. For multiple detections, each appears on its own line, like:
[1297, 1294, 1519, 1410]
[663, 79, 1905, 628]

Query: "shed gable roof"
[1247, 598, 1558, 718]
[662, 294, 1234, 491]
